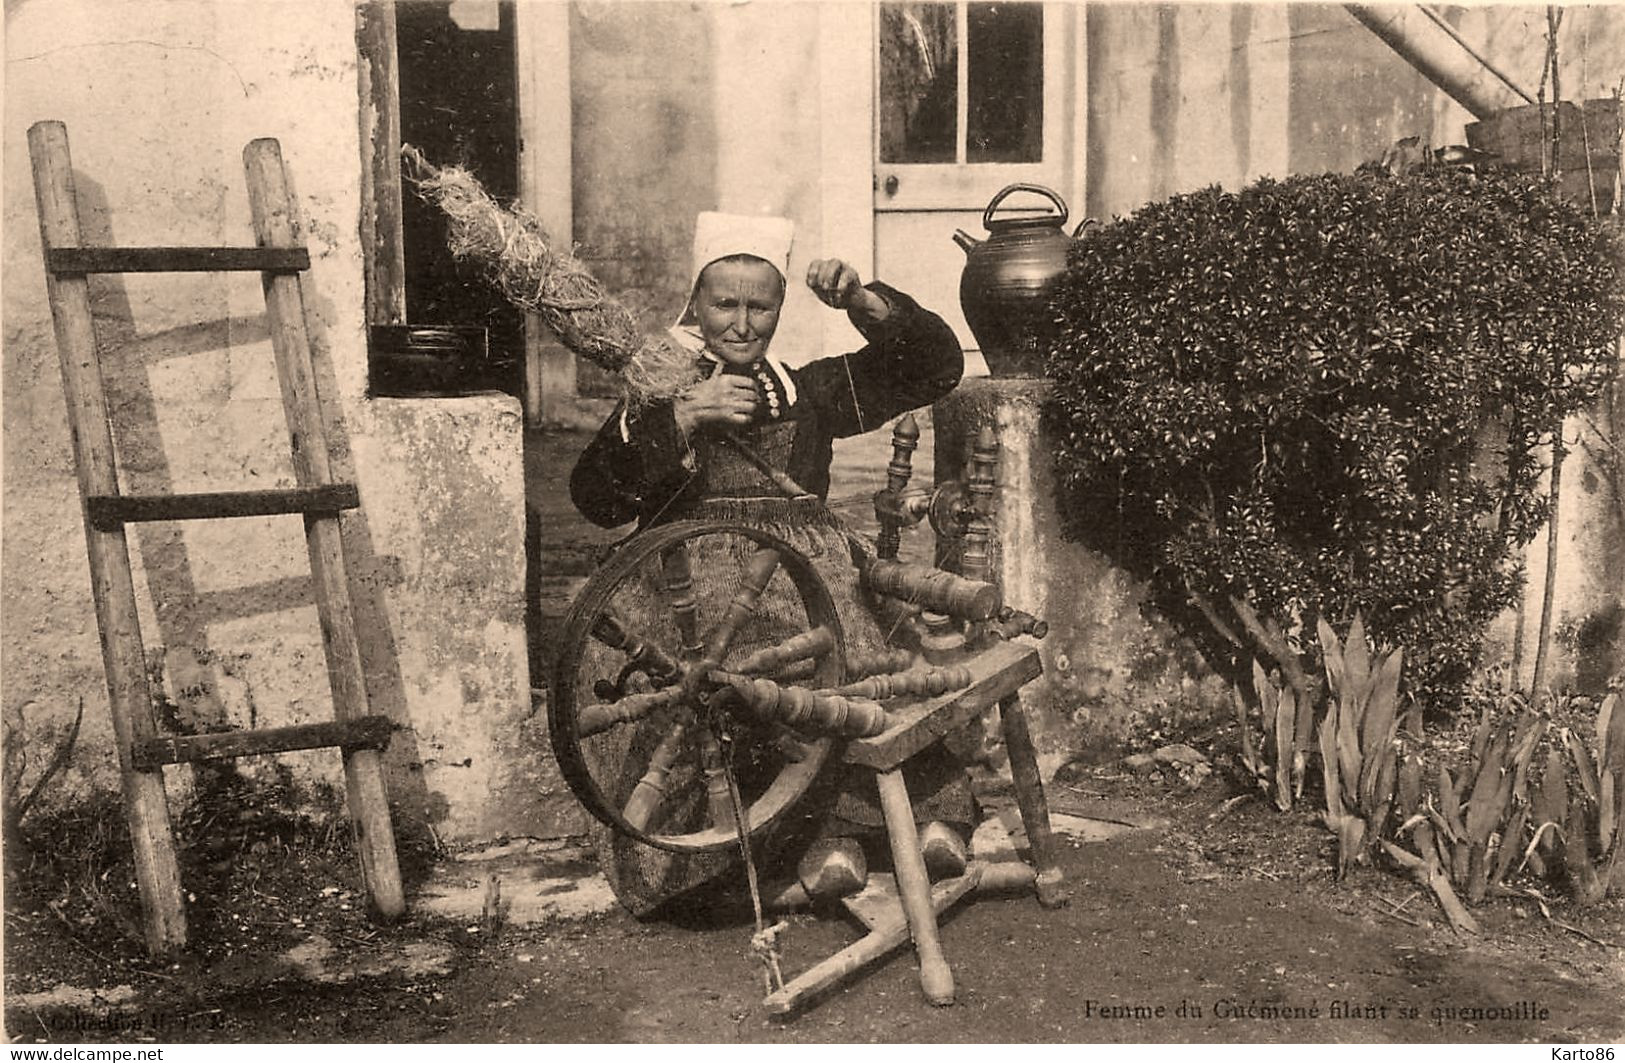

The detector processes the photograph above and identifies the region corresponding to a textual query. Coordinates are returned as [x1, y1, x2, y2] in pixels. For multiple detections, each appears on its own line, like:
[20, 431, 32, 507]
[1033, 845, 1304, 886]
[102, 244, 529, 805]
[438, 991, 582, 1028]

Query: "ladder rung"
[86, 485, 360, 529]
[47, 246, 310, 275]
[131, 716, 394, 770]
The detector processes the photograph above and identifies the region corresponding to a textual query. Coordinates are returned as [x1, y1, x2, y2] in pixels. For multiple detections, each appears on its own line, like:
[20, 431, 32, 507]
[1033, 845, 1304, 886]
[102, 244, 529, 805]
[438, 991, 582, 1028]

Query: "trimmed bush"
[1044, 165, 1624, 713]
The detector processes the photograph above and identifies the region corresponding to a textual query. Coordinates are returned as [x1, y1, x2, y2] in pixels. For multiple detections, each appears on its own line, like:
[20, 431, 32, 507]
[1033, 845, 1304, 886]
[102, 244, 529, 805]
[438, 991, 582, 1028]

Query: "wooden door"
[871, 2, 1085, 372]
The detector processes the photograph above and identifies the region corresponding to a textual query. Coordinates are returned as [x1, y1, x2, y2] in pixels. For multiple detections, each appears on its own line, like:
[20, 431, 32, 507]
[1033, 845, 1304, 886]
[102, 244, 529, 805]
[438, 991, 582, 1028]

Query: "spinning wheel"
[549, 520, 874, 856]
[546, 419, 1067, 1013]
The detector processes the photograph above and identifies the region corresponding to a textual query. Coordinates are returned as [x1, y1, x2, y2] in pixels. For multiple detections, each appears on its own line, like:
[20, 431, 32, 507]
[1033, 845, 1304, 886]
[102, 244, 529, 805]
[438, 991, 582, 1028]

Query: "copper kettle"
[953, 183, 1091, 378]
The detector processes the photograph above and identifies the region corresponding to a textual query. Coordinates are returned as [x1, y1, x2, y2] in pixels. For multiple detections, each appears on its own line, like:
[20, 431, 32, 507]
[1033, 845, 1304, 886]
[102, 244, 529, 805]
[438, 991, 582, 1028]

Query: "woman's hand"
[674, 374, 759, 436]
[806, 258, 891, 325]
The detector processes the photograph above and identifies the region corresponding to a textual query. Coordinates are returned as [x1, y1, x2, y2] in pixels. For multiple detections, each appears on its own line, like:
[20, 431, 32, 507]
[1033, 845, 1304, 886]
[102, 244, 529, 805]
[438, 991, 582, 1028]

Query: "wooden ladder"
[27, 121, 405, 952]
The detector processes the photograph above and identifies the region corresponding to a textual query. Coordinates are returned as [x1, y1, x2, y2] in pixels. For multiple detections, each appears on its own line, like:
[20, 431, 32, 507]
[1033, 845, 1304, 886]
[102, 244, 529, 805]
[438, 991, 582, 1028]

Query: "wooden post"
[356, 2, 406, 328]
[961, 426, 997, 586]
[27, 120, 189, 953]
[875, 769, 955, 1005]
[516, 0, 577, 425]
[243, 139, 405, 920]
[999, 691, 1068, 908]
[876, 412, 919, 560]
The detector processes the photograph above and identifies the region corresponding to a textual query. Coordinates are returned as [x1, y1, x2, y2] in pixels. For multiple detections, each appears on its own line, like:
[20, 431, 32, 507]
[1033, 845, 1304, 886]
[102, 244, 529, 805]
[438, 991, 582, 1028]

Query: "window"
[357, 1, 523, 400]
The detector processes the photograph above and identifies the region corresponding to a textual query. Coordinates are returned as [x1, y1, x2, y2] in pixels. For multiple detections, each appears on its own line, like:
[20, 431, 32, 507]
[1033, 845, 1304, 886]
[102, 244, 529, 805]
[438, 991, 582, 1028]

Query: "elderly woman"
[570, 213, 960, 528]
[570, 212, 976, 914]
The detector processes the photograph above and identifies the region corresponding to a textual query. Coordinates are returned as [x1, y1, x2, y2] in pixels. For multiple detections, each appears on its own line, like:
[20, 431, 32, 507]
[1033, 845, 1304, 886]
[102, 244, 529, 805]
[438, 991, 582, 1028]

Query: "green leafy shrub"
[1044, 165, 1625, 714]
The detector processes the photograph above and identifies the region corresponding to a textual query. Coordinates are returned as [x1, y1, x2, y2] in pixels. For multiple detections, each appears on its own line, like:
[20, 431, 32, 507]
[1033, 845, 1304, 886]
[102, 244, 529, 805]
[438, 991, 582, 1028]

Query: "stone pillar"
[933, 378, 1225, 756]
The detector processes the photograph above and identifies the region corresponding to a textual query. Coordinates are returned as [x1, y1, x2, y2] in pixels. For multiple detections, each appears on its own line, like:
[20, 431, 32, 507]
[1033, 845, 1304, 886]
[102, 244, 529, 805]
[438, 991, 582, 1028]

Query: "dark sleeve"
[791, 281, 963, 439]
[569, 400, 697, 529]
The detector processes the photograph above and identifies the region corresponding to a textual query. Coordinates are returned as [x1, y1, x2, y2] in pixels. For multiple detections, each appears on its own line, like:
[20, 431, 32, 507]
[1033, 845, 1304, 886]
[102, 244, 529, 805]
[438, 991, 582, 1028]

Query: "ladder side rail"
[242, 138, 405, 919]
[26, 120, 189, 951]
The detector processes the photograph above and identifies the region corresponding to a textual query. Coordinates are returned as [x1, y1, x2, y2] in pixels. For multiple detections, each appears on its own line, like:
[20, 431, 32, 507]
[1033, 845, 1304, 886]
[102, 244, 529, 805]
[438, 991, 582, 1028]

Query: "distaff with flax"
[570, 212, 976, 903]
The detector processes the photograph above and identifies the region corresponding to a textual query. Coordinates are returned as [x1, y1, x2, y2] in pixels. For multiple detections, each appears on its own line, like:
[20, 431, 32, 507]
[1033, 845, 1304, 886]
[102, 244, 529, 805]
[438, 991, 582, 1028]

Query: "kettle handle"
[983, 183, 1068, 229]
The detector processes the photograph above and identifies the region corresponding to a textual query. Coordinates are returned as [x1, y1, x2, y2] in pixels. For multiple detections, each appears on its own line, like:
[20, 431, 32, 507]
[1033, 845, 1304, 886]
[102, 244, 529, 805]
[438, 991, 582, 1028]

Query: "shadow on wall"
[67, 164, 444, 864]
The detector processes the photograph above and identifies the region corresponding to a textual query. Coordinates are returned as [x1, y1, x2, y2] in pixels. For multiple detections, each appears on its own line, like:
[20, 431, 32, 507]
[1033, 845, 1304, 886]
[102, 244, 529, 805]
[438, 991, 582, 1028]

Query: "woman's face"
[694, 257, 784, 367]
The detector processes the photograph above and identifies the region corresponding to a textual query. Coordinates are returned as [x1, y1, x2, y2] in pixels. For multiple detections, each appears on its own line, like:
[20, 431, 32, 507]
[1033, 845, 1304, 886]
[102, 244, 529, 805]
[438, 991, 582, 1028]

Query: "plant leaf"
[1600, 770, 1616, 856]
[1563, 728, 1600, 805]
[1509, 714, 1547, 808]
[1538, 749, 1568, 838]
[1232, 687, 1263, 777]
[1367, 746, 1398, 841]
[1464, 728, 1511, 846]
[1600, 692, 1623, 771]
[1335, 679, 1363, 808]
[1438, 765, 1466, 842]
[1336, 814, 1367, 879]
[1469, 699, 1494, 772]
[1358, 648, 1404, 807]
[1317, 616, 1346, 698]
[1491, 806, 1528, 887]
[1319, 711, 1344, 821]
[1344, 612, 1370, 689]
[1252, 658, 1274, 714]
[1275, 685, 1296, 812]
[1396, 753, 1423, 819]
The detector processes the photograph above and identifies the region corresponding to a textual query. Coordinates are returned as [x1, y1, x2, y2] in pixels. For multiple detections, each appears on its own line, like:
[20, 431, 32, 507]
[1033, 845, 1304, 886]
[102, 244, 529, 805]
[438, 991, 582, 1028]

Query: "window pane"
[878, 2, 958, 164]
[967, 2, 1042, 163]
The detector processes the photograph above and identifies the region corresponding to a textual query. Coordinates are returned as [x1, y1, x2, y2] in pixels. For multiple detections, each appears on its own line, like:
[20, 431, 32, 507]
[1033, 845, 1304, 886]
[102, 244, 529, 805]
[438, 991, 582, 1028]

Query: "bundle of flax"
[400, 144, 700, 404]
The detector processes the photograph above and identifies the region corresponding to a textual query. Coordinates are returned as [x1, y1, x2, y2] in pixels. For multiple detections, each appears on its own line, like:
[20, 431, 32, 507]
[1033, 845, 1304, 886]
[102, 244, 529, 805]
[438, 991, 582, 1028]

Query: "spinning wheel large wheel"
[550, 521, 851, 887]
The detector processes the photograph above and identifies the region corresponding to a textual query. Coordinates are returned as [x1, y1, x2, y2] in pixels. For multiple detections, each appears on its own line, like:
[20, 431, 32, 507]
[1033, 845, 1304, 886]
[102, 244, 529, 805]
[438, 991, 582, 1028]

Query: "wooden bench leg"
[999, 692, 1068, 907]
[874, 768, 954, 1005]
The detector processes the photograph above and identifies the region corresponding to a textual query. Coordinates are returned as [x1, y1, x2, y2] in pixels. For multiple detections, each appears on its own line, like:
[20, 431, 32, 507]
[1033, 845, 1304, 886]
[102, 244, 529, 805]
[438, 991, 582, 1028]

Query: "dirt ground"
[5, 765, 1623, 1044]
[5, 419, 1623, 1043]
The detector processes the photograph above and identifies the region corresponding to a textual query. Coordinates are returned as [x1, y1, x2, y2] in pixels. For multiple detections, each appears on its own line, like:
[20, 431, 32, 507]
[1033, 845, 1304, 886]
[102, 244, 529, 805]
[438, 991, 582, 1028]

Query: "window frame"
[355, 1, 574, 422]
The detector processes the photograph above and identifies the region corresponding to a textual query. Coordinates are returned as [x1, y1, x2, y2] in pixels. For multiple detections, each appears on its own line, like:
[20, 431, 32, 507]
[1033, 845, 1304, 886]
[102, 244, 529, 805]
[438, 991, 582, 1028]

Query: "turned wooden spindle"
[917, 610, 966, 666]
[661, 544, 705, 659]
[715, 673, 889, 737]
[623, 724, 687, 830]
[844, 646, 916, 680]
[992, 606, 1049, 641]
[703, 549, 781, 664]
[826, 664, 973, 701]
[590, 610, 681, 682]
[876, 413, 920, 561]
[577, 686, 682, 738]
[733, 626, 836, 676]
[960, 426, 998, 586]
[861, 558, 1001, 621]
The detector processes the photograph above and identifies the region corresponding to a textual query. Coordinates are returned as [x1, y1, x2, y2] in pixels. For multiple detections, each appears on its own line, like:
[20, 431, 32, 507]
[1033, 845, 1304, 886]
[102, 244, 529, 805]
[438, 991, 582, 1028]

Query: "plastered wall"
[1078, 2, 1625, 696]
[3, 0, 552, 844]
[568, 0, 833, 369]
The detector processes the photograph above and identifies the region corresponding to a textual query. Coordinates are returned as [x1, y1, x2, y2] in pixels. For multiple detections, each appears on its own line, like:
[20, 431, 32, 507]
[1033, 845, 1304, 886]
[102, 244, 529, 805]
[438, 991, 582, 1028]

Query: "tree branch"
[1228, 593, 1320, 709]
[1188, 588, 1245, 648]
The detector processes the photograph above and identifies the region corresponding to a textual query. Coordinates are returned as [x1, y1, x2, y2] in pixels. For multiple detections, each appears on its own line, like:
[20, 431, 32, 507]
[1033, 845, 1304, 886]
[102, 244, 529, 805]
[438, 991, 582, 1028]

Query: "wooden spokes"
[590, 609, 681, 684]
[660, 541, 705, 659]
[622, 722, 686, 832]
[734, 626, 835, 677]
[702, 548, 781, 664]
[711, 671, 889, 738]
[576, 686, 682, 739]
[547, 521, 846, 854]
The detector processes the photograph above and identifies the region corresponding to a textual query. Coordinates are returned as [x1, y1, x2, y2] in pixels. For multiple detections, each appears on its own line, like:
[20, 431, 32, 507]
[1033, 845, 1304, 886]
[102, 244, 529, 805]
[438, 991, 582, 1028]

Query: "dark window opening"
[375, 0, 524, 399]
